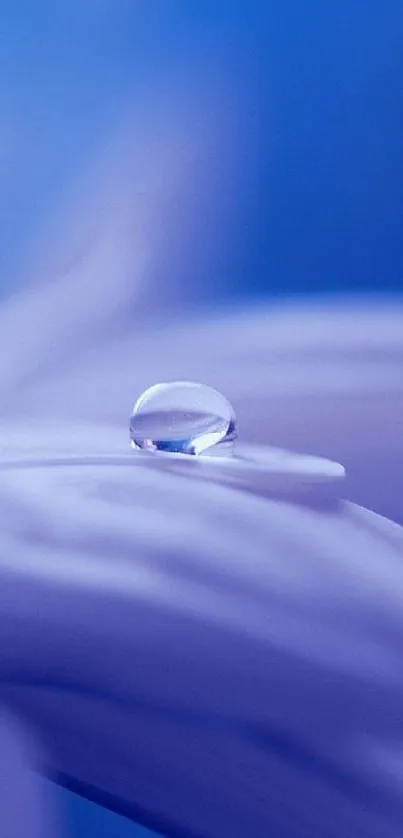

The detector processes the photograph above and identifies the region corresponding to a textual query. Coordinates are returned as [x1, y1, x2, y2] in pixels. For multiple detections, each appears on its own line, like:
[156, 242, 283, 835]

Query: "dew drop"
[130, 381, 237, 456]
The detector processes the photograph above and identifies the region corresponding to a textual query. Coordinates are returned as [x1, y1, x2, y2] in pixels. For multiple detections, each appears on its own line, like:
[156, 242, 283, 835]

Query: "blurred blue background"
[1, 1, 402, 305]
[1, 1, 402, 835]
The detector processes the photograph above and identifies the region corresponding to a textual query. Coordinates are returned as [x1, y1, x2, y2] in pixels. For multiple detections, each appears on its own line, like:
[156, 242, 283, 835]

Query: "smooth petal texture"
[0, 437, 403, 836]
[3, 296, 401, 520]
[0, 707, 62, 837]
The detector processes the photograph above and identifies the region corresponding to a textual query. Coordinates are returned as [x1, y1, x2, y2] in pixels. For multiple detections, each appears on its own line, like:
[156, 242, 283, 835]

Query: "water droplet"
[130, 381, 237, 456]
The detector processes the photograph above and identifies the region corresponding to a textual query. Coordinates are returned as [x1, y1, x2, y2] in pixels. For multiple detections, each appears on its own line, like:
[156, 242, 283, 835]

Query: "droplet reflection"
[130, 381, 237, 456]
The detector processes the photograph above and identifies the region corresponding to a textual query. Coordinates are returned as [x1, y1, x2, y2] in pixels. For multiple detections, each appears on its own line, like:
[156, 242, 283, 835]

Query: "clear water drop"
[130, 381, 237, 456]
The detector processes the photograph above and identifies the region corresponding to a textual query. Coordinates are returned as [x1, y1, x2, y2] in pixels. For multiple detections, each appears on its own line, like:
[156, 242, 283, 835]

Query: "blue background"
[1, 2, 402, 303]
[1, 1, 402, 835]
